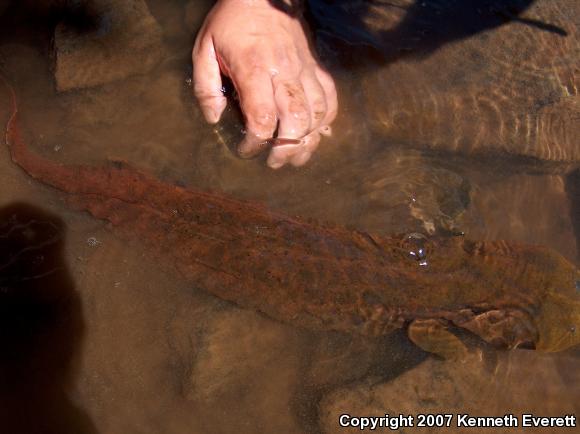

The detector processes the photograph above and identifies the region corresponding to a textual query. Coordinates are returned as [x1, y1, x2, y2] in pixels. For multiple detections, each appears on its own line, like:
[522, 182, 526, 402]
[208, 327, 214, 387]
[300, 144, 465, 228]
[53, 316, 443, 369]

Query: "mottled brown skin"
[3, 80, 580, 355]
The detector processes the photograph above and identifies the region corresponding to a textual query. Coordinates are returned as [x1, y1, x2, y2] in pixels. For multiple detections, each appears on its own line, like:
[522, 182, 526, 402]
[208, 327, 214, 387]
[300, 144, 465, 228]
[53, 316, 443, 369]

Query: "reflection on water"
[0, 0, 578, 433]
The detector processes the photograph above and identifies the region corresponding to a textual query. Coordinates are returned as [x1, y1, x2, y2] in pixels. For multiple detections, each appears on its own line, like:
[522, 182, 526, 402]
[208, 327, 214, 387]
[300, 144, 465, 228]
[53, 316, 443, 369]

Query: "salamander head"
[505, 245, 580, 353]
[534, 291, 580, 352]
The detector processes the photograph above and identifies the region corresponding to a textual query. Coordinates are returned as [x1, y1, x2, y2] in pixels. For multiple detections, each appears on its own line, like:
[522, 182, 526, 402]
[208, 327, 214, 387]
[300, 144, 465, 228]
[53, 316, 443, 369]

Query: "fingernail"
[202, 106, 219, 124]
[267, 152, 286, 169]
[269, 161, 284, 169]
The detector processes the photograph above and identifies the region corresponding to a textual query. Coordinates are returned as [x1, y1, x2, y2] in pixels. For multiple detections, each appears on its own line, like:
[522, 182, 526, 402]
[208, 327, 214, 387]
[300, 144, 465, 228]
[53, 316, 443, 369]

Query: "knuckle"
[311, 98, 327, 121]
[277, 57, 301, 76]
[324, 81, 338, 103]
[316, 67, 334, 84]
[329, 90, 338, 108]
[288, 101, 310, 120]
[247, 108, 277, 134]
[284, 109, 311, 134]
[193, 83, 219, 99]
[325, 107, 338, 124]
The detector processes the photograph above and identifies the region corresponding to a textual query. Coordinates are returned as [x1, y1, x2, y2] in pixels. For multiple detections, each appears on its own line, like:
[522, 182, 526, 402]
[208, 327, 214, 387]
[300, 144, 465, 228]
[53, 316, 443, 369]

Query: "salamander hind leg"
[408, 319, 469, 360]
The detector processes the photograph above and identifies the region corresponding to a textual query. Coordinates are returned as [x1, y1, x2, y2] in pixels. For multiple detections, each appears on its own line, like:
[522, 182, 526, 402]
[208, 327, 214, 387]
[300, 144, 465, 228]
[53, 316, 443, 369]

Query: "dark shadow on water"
[0, 0, 102, 51]
[299, 0, 568, 68]
[565, 170, 580, 265]
[0, 203, 97, 434]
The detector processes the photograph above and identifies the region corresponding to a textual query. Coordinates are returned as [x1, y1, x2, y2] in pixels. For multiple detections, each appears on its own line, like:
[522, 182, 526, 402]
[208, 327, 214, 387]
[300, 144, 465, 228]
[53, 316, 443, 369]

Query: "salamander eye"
[570, 326, 576, 334]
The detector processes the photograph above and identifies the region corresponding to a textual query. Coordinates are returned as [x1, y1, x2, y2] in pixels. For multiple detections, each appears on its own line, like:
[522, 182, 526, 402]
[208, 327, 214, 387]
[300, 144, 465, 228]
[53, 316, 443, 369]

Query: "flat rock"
[186, 308, 306, 434]
[187, 308, 300, 402]
[53, 68, 200, 180]
[320, 350, 579, 434]
[53, 0, 165, 91]
[357, 0, 580, 171]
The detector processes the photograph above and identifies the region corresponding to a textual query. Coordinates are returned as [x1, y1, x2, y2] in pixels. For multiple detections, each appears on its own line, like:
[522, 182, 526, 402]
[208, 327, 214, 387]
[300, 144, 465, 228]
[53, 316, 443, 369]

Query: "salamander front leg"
[408, 319, 468, 360]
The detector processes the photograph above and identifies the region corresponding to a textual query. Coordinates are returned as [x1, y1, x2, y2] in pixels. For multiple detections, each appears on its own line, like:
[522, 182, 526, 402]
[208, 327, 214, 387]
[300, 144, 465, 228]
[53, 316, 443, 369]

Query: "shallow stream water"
[0, 1, 578, 433]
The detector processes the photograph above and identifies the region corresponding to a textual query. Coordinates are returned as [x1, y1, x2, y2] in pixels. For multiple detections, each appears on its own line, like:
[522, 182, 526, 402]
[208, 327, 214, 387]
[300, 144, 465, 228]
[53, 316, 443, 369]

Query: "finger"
[267, 142, 302, 169]
[266, 130, 319, 169]
[301, 69, 327, 131]
[192, 34, 227, 124]
[268, 68, 335, 169]
[315, 67, 338, 127]
[289, 131, 321, 167]
[302, 130, 322, 153]
[273, 77, 311, 139]
[235, 71, 278, 158]
[267, 78, 311, 167]
[319, 125, 332, 137]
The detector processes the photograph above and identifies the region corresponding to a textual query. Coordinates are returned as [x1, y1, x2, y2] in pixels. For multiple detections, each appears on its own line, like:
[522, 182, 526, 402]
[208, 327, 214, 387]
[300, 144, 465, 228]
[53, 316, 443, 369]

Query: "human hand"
[192, 0, 337, 168]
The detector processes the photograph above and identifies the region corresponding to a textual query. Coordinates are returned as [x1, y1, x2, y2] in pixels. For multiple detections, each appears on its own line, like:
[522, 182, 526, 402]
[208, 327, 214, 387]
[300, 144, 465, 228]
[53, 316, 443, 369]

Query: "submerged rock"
[53, 0, 165, 91]
[462, 173, 578, 264]
[185, 308, 307, 433]
[355, 150, 471, 235]
[53, 68, 201, 179]
[186, 308, 301, 403]
[357, 0, 580, 172]
[320, 350, 579, 434]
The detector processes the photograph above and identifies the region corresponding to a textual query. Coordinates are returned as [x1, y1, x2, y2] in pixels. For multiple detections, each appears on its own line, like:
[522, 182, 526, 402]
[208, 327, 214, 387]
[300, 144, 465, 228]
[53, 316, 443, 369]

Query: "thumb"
[192, 34, 227, 124]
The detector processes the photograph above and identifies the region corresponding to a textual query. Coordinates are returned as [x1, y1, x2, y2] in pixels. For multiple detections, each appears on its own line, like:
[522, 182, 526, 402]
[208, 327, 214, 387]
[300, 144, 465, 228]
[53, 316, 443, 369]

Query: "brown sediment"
[3, 78, 579, 353]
